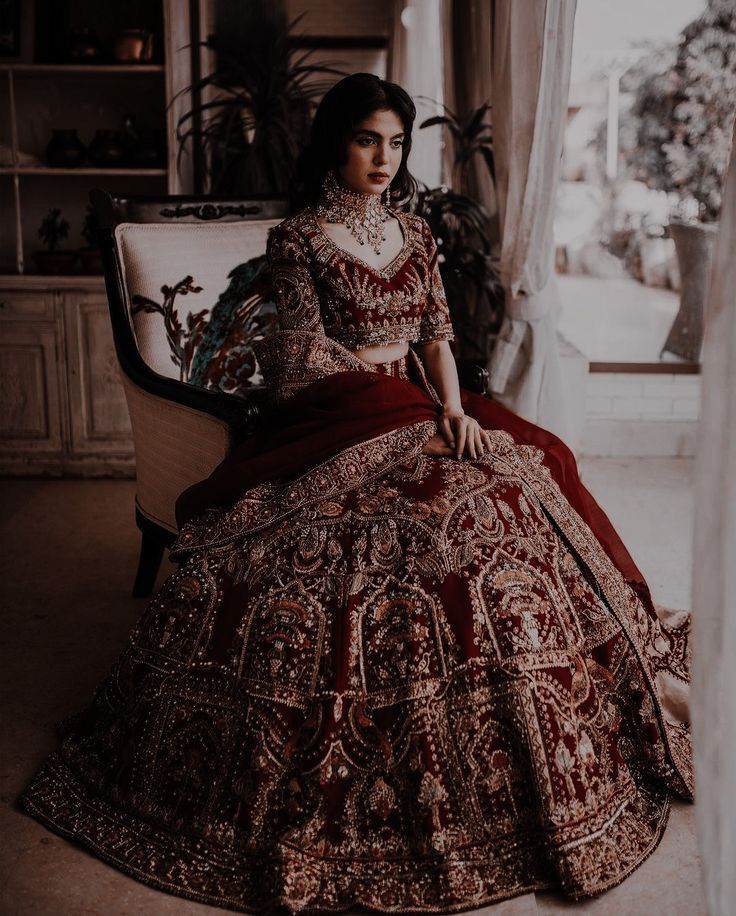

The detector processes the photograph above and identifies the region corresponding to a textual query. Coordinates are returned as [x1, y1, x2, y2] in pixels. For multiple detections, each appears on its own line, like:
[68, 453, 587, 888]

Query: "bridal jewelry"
[315, 169, 391, 256]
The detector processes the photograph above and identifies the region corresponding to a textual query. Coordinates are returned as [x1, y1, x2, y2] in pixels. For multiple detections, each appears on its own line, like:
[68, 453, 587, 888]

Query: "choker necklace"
[315, 169, 391, 256]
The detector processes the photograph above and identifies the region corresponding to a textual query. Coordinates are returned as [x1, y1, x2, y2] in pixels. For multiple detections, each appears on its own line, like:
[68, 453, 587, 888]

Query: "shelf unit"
[0, 0, 193, 476]
[0, 0, 193, 278]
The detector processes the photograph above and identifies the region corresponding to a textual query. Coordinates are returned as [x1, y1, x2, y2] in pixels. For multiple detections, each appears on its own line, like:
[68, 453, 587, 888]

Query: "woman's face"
[338, 107, 406, 196]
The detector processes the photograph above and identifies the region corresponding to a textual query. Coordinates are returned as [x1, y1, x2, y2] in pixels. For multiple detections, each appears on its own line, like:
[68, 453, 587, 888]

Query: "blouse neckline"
[307, 207, 413, 279]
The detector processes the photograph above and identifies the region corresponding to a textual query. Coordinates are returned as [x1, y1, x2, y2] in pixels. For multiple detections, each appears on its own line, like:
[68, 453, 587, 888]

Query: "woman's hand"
[421, 433, 455, 457]
[438, 408, 492, 460]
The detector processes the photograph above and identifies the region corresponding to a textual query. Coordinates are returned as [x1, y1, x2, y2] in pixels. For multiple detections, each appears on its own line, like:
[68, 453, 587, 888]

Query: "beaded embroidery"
[266, 207, 456, 349]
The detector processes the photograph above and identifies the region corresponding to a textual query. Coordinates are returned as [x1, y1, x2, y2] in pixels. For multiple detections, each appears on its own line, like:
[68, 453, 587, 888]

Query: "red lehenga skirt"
[18, 332, 693, 914]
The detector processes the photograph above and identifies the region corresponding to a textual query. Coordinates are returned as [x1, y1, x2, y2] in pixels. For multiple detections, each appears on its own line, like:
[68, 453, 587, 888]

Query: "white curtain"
[388, 0, 444, 189]
[692, 118, 736, 916]
[486, 0, 577, 440]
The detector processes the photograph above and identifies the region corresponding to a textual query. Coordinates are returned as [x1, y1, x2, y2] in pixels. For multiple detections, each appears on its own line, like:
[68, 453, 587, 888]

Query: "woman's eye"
[391, 140, 403, 148]
[357, 137, 375, 146]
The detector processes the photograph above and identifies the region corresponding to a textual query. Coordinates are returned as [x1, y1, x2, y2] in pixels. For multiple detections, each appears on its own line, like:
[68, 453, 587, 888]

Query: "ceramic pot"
[88, 130, 127, 167]
[45, 129, 86, 168]
[660, 220, 718, 362]
[113, 29, 154, 63]
[67, 27, 103, 63]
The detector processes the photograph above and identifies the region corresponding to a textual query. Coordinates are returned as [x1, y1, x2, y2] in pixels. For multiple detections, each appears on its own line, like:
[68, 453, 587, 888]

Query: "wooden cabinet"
[0, 0, 192, 474]
[0, 0, 193, 273]
[0, 294, 65, 473]
[63, 291, 133, 472]
[0, 278, 134, 475]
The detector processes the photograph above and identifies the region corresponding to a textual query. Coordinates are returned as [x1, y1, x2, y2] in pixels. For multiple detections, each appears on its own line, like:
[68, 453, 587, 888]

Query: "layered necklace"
[314, 169, 391, 256]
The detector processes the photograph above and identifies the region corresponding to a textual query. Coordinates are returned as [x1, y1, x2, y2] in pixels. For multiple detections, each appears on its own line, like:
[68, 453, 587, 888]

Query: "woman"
[19, 74, 692, 914]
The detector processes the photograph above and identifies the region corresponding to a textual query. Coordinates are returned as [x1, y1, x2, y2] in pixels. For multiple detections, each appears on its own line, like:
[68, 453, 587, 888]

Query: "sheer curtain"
[485, 0, 577, 439]
[438, 0, 577, 439]
[692, 118, 736, 916]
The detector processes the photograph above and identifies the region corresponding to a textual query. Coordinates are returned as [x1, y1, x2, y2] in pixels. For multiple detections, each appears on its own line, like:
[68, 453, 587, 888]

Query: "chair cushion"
[114, 220, 282, 396]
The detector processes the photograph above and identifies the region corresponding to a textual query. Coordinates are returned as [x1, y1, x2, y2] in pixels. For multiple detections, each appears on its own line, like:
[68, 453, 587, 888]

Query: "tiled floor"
[0, 462, 704, 915]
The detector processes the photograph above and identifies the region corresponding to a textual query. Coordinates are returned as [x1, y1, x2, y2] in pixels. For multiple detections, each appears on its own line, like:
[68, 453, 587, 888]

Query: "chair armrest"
[121, 374, 243, 533]
[455, 359, 489, 395]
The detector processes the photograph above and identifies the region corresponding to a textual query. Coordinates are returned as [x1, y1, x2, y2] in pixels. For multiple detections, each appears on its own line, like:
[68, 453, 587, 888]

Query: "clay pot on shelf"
[112, 29, 154, 63]
[32, 251, 79, 275]
[66, 27, 103, 64]
[87, 130, 127, 168]
[45, 129, 87, 168]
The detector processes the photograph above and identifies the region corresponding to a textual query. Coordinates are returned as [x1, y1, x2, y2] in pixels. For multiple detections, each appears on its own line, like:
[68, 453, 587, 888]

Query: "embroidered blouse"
[266, 207, 455, 349]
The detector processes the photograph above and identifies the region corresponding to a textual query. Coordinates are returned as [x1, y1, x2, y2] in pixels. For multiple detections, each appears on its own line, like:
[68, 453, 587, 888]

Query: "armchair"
[92, 190, 488, 598]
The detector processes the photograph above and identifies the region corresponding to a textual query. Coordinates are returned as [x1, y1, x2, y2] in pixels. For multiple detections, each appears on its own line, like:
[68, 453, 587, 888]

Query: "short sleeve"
[266, 221, 325, 333]
[416, 221, 455, 345]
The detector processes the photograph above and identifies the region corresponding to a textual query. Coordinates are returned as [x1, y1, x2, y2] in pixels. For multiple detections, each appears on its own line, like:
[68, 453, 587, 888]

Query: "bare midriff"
[350, 340, 409, 364]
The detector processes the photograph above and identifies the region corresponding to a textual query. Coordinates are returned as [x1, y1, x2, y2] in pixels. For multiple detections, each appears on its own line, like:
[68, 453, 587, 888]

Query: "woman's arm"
[267, 220, 325, 333]
[416, 338, 492, 460]
[414, 218, 491, 460]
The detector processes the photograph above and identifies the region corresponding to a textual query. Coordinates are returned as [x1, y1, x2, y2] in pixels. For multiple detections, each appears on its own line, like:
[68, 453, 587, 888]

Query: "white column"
[389, 0, 444, 189]
[691, 118, 736, 916]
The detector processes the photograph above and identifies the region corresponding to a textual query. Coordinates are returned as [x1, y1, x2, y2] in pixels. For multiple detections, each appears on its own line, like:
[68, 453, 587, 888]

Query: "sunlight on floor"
[558, 274, 688, 364]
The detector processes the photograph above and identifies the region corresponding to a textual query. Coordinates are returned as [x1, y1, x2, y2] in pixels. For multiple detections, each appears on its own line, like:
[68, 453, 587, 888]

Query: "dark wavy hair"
[289, 72, 418, 211]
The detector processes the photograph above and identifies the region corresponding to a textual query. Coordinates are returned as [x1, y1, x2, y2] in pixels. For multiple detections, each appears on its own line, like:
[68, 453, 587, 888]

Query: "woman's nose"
[373, 145, 388, 165]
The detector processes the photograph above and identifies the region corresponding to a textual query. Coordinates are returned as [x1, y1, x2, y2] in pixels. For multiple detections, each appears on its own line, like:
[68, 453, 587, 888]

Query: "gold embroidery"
[267, 209, 455, 349]
[20, 433, 691, 912]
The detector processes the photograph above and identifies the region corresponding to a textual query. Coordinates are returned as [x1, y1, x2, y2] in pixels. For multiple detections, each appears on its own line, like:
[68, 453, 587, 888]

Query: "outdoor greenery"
[626, 0, 736, 223]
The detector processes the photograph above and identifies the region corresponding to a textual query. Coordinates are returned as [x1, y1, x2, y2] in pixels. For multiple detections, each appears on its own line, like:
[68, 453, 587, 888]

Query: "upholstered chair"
[92, 190, 489, 598]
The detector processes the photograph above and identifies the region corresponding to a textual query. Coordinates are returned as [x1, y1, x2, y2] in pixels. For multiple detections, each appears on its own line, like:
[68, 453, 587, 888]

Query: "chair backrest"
[91, 190, 289, 404]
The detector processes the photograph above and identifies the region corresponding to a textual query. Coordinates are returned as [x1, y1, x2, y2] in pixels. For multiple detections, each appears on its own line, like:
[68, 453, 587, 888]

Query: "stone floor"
[557, 273, 689, 365]
[0, 460, 704, 915]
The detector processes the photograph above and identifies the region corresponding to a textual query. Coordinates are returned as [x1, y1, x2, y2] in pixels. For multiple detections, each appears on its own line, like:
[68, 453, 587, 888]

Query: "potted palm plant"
[33, 208, 78, 275]
[414, 103, 502, 365]
[173, 6, 343, 195]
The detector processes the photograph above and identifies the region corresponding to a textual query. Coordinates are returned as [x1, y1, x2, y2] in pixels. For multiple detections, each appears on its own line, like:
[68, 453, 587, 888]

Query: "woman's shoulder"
[270, 207, 315, 237]
[267, 207, 316, 255]
[396, 211, 435, 251]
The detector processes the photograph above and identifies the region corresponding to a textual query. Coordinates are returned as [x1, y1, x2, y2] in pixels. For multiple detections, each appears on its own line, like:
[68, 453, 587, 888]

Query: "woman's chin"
[357, 183, 384, 196]
[341, 176, 386, 196]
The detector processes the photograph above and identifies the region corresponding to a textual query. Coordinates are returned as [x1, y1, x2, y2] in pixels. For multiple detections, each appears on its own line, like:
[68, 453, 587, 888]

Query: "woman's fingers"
[455, 418, 467, 459]
[457, 421, 491, 460]
[423, 434, 455, 456]
[439, 414, 493, 461]
[467, 423, 478, 459]
[439, 415, 455, 448]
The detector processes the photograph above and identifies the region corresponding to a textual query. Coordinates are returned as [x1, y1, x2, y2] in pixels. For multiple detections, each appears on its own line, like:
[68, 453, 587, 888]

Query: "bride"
[19, 73, 693, 914]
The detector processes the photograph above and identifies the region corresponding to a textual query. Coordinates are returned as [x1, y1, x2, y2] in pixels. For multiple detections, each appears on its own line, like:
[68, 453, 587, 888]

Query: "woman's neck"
[315, 169, 389, 255]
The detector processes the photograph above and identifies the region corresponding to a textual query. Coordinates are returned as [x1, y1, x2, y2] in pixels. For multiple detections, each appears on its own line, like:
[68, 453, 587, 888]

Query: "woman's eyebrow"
[354, 129, 405, 139]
